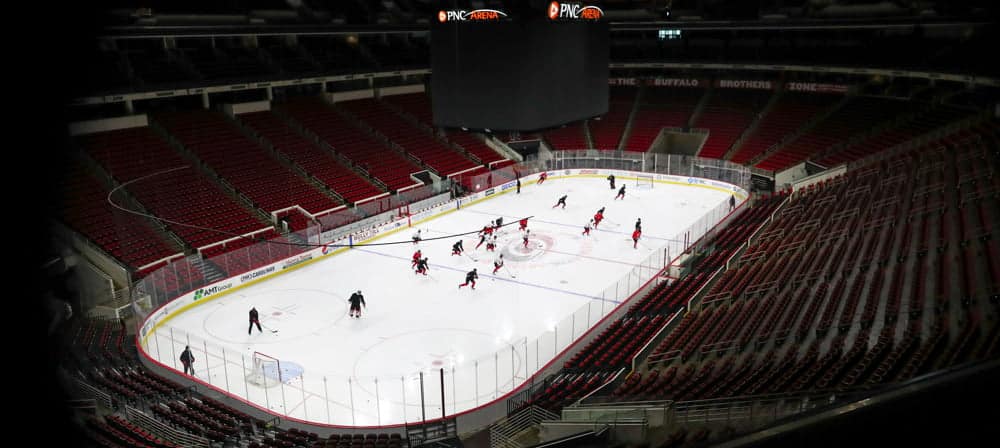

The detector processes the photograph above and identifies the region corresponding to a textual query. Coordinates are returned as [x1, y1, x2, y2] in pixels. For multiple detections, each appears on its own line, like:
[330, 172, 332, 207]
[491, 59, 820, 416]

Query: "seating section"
[125, 48, 198, 88]
[179, 46, 273, 82]
[86, 415, 181, 448]
[155, 110, 341, 215]
[79, 127, 268, 250]
[56, 163, 181, 271]
[624, 87, 705, 151]
[339, 98, 479, 176]
[589, 86, 639, 150]
[378, 92, 507, 164]
[694, 89, 771, 159]
[729, 92, 840, 165]
[609, 121, 1000, 404]
[379, 92, 434, 128]
[755, 96, 911, 171]
[813, 105, 973, 167]
[541, 122, 589, 150]
[278, 97, 424, 191]
[312, 432, 403, 448]
[446, 131, 507, 165]
[237, 110, 384, 204]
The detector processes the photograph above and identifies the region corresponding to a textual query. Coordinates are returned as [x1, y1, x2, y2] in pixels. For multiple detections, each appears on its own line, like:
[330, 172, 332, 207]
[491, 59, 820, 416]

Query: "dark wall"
[742, 361, 1000, 447]
[431, 18, 608, 131]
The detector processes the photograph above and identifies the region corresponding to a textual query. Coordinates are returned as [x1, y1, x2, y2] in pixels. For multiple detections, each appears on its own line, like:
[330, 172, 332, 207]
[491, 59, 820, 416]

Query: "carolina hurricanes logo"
[548, 2, 560, 20]
[438, 10, 447, 23]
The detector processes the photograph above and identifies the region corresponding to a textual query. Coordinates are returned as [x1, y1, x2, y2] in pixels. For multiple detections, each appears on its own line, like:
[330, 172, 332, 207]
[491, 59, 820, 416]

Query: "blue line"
[353, 248, 621, 304]
[459, 208, 681, 243]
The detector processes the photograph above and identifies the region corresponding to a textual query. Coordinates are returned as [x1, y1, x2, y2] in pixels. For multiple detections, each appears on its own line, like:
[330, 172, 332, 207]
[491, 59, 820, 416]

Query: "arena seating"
[589, 86, 639, 150]
[296, 35, 372, 73]
[608, 122, 1000, 405]
[338, 98, 480, 176]
[179, 45, 273, 82]
[155, 110, 341, 215]
[125, 46, 197, 88]
[87, 415, 181, 448]
[694, 89, 771, 159]
[540, 122, 589, 150]
[378, 92, 507, 165]
[445, 131, 507, 165]
[813, 104, 973, 167]
[277, 97, 425, 191]
[79, 127, 269, 250]
[624, 87, 705, 151]
[56, 163, 181, 271]
[237, 110, 385, 204]
[754, 96, 911, 171]
[728, 92, 841, 165]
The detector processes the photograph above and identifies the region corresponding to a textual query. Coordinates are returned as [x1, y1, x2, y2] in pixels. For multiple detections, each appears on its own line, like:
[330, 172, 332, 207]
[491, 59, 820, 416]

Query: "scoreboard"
[431, 2, 608, 132]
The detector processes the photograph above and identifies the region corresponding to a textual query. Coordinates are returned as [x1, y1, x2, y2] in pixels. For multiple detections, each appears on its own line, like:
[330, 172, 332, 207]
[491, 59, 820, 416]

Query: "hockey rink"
[143, 176, 734, 426]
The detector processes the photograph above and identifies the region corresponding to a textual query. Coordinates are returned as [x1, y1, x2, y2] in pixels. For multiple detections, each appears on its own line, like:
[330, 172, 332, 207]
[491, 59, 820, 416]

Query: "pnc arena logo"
[438, 9, 508, 22]
[548, 2, 604, 20]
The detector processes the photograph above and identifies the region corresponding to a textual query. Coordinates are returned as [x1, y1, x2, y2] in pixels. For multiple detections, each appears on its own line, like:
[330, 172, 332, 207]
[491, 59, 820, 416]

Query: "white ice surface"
[146, 177, 729, 426]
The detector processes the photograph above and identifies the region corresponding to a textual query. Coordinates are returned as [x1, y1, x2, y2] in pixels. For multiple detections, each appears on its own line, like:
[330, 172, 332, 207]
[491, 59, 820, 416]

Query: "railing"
[669, 386, 877, 431]
[131, 152, 751, 428]
[125, 405, 211, 448]
[490, 405, 560, 448]
[73, 377, 113, 409]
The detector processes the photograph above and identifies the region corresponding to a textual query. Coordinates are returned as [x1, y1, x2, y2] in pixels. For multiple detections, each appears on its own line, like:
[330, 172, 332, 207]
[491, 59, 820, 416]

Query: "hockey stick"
[260, 324, 279, 333]
[464, 251, 479, 262]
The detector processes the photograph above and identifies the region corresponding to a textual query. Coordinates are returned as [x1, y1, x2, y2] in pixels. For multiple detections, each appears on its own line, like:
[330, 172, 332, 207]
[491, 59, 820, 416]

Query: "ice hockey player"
[475, 231, 487, 250]
[583, 219, 593, 236]
[458, 268, 479, 289]
[348, 290, 366, 318]
[412, 249, 422, 268]
[415, 257, 429, 276]
[538, 171, 548, 184]
[180, 346, 195, 376]
[593, 210, 604, 228]
[519, 217, 529, 231]
[412, 229, 422, 244]
[615, 184, 626, 200]
[552, 195, 567, 209]
[248, 306, 262, 335]
[730, 194, 736, 211]
[632, 228, 642, 249]
[607, 174, 615, 189]
[452, 240, 464, 256]
[486, 234, 498, 252]
[522, 228, 531, 248]
[493, 254, 505, 274]
[635, 218, 642, 231]
[495, 217, 504, 229]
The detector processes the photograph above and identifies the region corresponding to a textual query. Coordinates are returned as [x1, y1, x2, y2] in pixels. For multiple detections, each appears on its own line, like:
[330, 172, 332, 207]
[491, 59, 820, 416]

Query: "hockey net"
[246, 352, 282, 388]
[636, 174, 654, 189]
